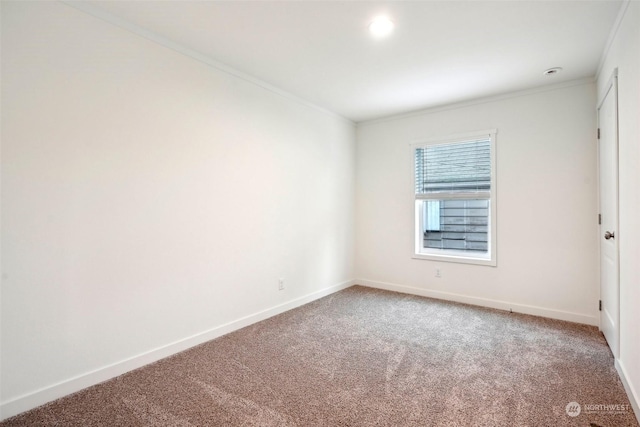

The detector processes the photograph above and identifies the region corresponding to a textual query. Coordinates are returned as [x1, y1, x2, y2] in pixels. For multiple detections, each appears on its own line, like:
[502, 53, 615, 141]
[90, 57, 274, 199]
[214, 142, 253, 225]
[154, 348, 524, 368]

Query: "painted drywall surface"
[597, 1, 640, 417]
[356, 83, 598, 321]
[1, 1, 355, 404]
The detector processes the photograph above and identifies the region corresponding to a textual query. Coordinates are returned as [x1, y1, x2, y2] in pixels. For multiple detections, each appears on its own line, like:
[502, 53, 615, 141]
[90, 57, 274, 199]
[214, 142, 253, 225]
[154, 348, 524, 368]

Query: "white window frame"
[411, 129, 497, 266]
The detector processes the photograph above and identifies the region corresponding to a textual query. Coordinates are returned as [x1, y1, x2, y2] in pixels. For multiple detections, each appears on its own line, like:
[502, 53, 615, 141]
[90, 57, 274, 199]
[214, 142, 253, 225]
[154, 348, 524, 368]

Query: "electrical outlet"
[435, 268, 442, 278]
[278, 278, 285, 290]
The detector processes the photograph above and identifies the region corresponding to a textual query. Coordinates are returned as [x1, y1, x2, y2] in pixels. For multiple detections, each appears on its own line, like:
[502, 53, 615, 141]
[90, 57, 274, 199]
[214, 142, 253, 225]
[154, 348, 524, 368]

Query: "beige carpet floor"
[2, 286, 637, 426]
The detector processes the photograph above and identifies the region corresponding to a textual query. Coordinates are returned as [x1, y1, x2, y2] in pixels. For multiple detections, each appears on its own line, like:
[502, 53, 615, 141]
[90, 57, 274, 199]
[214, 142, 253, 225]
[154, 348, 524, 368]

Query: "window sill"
[412, 251, 496, 267]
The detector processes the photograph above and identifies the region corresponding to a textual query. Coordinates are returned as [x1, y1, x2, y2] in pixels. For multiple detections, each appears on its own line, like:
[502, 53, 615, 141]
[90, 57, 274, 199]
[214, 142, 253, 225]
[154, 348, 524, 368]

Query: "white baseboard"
[616, 359, 640, 425]
[357, 279, 599, 326]
[0, 279, 355, 421]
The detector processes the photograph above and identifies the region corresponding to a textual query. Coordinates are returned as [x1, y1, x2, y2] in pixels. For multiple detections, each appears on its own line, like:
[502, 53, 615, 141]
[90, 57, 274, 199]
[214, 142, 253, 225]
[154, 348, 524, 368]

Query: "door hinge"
[597, 128, 601, 139]
[599, 214, 602, 225]
[599, 300, 602, 311]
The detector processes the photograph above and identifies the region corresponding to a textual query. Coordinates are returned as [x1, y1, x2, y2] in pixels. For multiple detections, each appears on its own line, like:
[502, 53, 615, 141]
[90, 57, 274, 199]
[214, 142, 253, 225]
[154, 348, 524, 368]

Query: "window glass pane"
[415, 139, 491, 194]
[422, 199, 489, 253]
[424, 200, 441, 231]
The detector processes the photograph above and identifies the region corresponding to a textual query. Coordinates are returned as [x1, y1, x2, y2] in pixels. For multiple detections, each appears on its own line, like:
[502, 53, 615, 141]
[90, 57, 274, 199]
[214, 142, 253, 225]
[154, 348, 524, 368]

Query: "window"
[413, 130, 496, 266]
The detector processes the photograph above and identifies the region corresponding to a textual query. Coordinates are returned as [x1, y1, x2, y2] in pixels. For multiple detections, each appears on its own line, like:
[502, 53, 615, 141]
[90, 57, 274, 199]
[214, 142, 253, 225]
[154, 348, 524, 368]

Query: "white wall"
[597, 1, 640, 420]
[356, 82, 599, 325]
[0, 1, 355, 418]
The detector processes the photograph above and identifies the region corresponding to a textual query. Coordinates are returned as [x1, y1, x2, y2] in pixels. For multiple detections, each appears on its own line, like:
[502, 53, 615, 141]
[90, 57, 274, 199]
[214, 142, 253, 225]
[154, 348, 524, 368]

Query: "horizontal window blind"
[415, 138, 491, 194]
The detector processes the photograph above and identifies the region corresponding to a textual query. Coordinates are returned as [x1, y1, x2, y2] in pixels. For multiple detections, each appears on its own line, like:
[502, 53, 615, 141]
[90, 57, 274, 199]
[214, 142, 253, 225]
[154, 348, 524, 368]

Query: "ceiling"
[80, 1, 622, 122]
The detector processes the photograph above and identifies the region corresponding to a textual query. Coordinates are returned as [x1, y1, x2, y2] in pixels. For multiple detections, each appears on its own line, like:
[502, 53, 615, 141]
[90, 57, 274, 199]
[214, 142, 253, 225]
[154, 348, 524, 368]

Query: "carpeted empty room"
[1, 286, 636, 426]
[3, 2, 640, 425]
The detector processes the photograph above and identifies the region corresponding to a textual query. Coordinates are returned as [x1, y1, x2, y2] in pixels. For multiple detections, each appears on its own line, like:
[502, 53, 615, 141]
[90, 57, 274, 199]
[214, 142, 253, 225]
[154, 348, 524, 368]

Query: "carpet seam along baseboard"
[0, 279, 355, 421]
[617, 359, 640, 425]
[357, 278, 599, 326]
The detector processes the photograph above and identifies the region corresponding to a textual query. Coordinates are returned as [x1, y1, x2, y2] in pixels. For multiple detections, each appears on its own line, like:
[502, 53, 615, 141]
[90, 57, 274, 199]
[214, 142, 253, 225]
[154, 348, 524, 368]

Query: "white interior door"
[598, 71, 619, 358]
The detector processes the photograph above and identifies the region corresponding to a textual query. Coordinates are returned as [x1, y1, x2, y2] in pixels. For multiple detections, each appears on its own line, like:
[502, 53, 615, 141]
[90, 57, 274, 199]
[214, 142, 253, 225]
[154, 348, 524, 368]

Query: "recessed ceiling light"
[369, 16, 394, 37]
[543, 67, 563, 76]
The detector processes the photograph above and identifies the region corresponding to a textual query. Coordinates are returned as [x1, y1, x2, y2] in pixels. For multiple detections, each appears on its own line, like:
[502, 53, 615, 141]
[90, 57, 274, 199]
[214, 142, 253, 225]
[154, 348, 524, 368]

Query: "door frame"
[597, 68, 620, 358]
